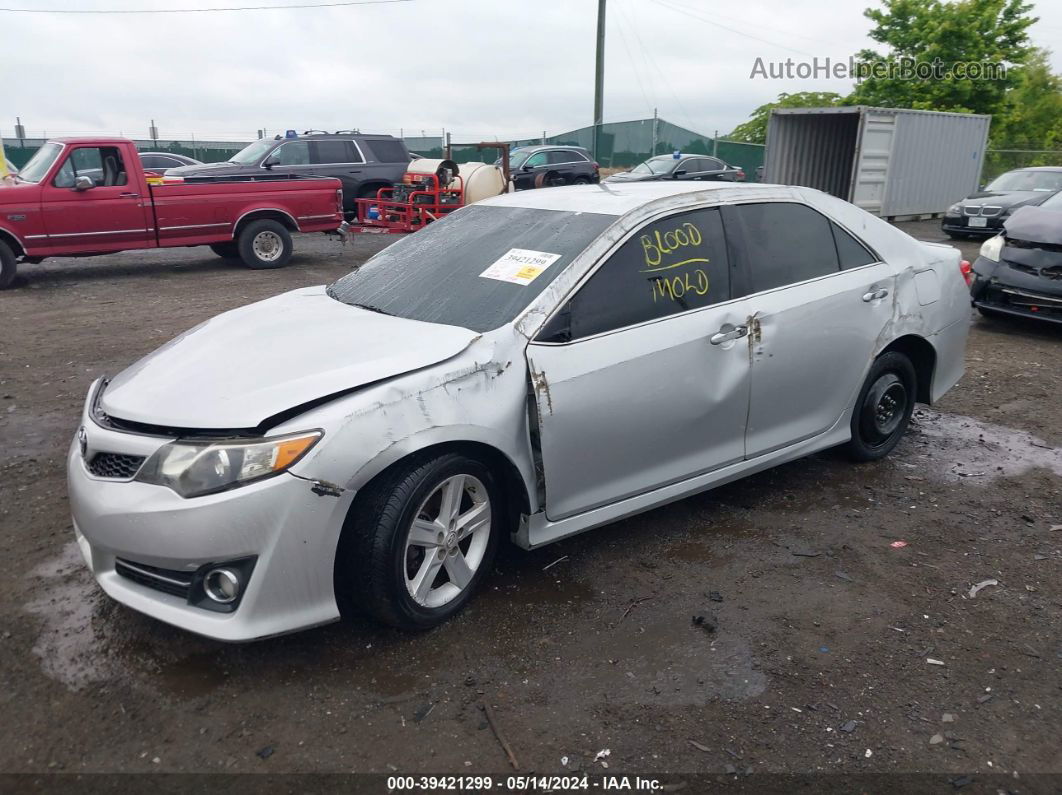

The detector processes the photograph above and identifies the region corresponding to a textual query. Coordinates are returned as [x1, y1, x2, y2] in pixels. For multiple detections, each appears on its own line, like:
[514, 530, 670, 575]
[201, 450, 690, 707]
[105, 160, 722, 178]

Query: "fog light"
[203, 568, 240, 604]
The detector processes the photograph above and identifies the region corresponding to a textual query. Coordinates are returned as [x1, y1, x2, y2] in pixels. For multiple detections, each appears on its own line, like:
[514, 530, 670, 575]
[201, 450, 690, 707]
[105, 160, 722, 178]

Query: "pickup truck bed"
[0, 137, 346, 288]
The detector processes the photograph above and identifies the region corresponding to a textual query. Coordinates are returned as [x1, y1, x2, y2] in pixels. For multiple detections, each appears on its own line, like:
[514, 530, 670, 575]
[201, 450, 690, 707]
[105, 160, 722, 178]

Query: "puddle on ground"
[24, 541, 116, 690]
[911, 408, 1062, 482]
[2, 408, 77, 459]
[155, 651, 229, 699]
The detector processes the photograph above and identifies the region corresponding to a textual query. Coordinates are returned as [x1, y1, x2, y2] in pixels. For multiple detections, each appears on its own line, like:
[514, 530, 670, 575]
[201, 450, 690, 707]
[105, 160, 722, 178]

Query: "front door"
[722, 201, 895, 457]
[40, 145, 153, 254]
[527, 206, 752, 520]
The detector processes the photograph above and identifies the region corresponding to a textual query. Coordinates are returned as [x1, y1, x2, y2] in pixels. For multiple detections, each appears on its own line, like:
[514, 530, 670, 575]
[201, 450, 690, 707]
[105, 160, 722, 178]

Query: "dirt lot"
[1, 222, 1060, 786]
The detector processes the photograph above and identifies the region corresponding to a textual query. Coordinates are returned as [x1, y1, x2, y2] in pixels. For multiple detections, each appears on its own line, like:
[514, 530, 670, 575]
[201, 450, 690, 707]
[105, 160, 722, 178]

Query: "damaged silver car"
[68, 182, 970, 640]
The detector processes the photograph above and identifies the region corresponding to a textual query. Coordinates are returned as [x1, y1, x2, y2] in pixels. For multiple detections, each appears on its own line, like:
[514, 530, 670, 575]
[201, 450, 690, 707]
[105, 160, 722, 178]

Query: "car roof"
[513, 144, 588, 152]
[1010, 166, 1062, 172]
[479, 181, 777, 216]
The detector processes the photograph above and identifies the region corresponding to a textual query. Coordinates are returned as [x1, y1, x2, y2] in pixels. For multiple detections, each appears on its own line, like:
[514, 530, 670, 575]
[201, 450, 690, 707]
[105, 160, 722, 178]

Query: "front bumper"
[941, 214, 1005, 236]
[67, 391, 354, 641]
[970, 255, 1062, 325]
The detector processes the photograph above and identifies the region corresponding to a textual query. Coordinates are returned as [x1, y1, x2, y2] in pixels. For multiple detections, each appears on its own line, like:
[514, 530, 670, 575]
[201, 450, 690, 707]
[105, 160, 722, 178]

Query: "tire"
[0, 239, 16, 290]
[844, 351, 917, 462]
[209, 242, 239, 259]
[944, 231, 968, 240]
[237, 219, 293, 270]
[573, 176, 592, 185]
[335, 453, 503, 631]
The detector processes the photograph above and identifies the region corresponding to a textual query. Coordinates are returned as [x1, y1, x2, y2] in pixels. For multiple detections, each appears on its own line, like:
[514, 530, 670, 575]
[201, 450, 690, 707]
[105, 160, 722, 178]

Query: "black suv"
[167, 131, 412, 213]
[505, 145, 600, 190]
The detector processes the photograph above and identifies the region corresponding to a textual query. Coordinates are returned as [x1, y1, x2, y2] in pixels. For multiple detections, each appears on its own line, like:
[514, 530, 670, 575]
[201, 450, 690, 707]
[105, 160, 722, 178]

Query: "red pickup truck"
[0, 137, 346, 288]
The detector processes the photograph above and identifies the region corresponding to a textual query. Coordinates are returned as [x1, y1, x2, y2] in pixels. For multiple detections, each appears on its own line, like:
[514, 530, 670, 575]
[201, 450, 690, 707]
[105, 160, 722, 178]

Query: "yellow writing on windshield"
[640, 222, 707, 271]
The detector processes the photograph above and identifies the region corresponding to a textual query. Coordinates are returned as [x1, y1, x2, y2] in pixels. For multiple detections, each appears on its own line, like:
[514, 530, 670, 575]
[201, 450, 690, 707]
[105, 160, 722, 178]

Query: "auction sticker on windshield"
[479, 248, 562, 286]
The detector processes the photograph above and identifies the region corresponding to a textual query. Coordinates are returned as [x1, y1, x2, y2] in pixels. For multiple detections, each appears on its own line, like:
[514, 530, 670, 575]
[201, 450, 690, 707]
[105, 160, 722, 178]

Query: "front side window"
[539, 207, 731, 342]
[53, 146, 126, 188]
[724, 202, 840, 293]
[273, 141, 310, 166]
[328, 205, 615, 332]
[525, 152, 548, 168]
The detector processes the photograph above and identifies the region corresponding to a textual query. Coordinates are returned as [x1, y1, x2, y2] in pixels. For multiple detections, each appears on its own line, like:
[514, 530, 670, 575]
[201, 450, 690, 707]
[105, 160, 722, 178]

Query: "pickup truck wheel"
[238, 219, 293, 270]
[0, 239, 17, 290]
[209, 242, 239, 260]
[335, 453, 502, 631]
[844, 351, 916, 462]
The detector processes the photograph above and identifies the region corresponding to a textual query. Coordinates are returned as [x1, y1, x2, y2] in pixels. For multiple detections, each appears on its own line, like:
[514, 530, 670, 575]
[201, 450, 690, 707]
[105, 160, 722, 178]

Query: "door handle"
[709, 324, 749, 345]
[119, 192, 139, 198]
[348, 170, 362, 174]
[862, 288, 889, 302]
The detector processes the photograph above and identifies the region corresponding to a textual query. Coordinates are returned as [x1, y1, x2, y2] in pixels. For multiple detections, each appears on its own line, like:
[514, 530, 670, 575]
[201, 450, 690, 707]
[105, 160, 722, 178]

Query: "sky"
[3, 0, 1062, 144]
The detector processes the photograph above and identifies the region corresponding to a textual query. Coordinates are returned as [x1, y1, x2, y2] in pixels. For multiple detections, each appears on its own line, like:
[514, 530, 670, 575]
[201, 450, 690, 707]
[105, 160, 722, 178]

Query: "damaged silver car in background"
[67, 181, 970, 641]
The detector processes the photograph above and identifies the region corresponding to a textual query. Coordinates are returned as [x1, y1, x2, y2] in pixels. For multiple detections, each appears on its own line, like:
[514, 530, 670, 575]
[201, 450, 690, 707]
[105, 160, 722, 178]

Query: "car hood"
[604, 172, 660, 183]
[0, 180, 43, 203]
[101, 286, 480, 430]
[960, 190, 1052, 210]
[1004, 205, 1062, 245]
[166, 162, 247, 176]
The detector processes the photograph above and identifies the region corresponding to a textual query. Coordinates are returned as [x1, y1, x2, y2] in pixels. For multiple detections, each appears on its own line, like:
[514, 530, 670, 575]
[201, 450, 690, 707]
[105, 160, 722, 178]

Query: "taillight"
[959, 259, 973, 287]
[592, 162, 600, 172]
[337, 188, 343, 214]
[736, 169, 746, 181]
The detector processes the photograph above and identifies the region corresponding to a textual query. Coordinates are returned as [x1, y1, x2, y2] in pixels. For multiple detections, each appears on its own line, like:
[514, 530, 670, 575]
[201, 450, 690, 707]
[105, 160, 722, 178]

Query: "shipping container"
[763, 106, 991, 217]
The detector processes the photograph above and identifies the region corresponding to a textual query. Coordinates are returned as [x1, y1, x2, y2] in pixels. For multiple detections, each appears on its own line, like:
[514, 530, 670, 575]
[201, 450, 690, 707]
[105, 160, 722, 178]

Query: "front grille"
[963, 205, 1002, 217]
[87, 452, 145, 479]
[115, 558, 193, 599]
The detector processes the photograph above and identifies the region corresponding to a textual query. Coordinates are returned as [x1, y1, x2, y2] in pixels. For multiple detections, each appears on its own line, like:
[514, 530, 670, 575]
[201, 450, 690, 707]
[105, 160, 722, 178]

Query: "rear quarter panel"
[150, 178, 342, 246]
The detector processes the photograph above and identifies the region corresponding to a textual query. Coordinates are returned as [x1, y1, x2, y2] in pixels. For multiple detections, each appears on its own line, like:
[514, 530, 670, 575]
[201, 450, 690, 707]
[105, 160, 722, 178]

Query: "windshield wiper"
[351, 302, 394, 316]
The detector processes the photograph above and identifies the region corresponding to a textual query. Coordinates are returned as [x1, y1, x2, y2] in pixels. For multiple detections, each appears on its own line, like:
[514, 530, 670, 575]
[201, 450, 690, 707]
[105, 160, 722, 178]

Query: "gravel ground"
[0, 221, 1059, 785]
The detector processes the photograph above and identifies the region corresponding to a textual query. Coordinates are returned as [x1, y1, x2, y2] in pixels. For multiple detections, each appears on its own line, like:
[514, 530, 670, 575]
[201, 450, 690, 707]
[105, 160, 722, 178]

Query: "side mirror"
[673, 169, 687, 178]
[263, 157, 279, 169]
[73, 175, 94, 191]
[521, 164, 533, 171]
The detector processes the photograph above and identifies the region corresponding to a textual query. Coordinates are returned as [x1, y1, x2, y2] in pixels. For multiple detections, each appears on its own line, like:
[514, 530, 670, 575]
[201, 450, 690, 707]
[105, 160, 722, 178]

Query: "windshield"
[508, 149, 532, 168]
[228, 139, 276, 165]
[16, 142, 63, 183]
[328, 205, 615, 332]
[631, 156, 677, 176]
[984, 170, 1062, 192]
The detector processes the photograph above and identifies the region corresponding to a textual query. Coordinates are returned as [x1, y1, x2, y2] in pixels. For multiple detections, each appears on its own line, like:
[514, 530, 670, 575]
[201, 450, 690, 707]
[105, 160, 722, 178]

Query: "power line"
[649, 0, 816, 58]
[0, 0, 412, 13]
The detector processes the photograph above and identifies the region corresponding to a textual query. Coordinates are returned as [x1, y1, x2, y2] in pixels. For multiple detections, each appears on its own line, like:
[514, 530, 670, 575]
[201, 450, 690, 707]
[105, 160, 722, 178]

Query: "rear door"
[722, 201, 894, 457]
[527, 206, 752, 520]
[39, 145, 154, 254]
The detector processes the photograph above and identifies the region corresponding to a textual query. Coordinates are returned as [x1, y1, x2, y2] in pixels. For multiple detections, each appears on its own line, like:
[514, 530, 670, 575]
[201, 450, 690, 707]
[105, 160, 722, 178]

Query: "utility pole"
[651, 108, 658, 156]
[593, 0, 606, 161]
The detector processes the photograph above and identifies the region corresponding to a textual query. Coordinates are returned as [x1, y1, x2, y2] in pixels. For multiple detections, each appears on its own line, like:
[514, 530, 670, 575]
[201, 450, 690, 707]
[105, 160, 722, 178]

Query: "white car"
[68, 182, 970, 641]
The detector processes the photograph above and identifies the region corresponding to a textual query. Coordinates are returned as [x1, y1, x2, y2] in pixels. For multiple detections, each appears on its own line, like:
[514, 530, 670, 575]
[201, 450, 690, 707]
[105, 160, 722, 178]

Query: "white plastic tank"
[455, 162, 506, 204]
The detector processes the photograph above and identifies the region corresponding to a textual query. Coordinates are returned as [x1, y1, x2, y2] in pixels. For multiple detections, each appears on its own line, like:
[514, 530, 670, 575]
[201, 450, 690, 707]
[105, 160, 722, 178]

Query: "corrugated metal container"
[763, 106, 991, 217]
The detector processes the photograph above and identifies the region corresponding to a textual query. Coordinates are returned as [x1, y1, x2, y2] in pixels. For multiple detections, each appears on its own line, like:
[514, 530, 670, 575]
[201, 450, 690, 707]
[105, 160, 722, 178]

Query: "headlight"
[136, 431, 321, 497]
[947, 203, 962, 215]
[979, 234, 1004, 263]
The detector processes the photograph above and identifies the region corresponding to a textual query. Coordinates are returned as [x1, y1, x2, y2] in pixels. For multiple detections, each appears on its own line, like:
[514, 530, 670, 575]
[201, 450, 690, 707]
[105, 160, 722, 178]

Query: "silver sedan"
[68, 182, 970, 640]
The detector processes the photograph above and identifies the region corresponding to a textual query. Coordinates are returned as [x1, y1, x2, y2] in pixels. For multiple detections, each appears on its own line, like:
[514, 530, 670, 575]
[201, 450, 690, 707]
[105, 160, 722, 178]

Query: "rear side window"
[831, 222, 878, 268]
[311, 140, 356, 164]
[364, 138, 407, 163]
[725, 202, 840, 293]
[540, 207, 730, 342]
